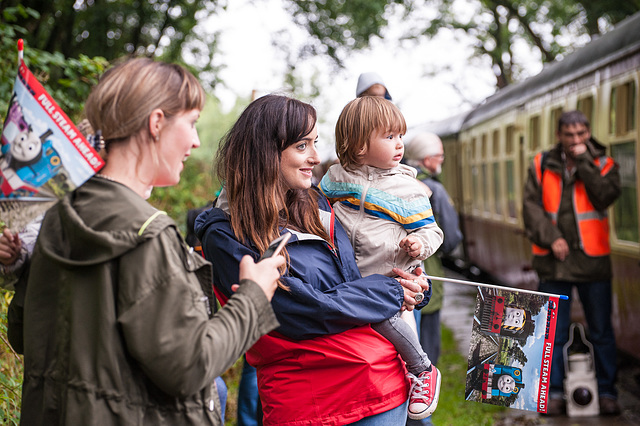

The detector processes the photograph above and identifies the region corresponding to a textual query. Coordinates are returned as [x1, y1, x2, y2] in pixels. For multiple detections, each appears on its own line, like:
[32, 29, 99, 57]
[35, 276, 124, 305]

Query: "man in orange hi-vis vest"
[523, 110, 621, 417]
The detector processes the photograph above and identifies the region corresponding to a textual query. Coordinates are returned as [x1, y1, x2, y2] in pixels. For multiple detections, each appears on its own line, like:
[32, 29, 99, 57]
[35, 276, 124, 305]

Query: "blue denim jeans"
[215, 376, 227, 422]
[347, 398, 409, 425]
[237, 356, 260, 426]
[417, 309, 441, 367]
[539, 280, 618, 399]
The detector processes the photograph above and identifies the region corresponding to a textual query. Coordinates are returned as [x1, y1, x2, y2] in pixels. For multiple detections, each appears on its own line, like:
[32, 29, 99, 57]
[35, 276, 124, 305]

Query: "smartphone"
[259, 232, 291, 261]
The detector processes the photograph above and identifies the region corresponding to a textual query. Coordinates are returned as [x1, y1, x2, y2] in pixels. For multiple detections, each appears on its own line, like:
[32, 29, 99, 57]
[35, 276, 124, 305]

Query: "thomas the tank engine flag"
[0, 40, 104, 230]
[465, 286, 559, 413]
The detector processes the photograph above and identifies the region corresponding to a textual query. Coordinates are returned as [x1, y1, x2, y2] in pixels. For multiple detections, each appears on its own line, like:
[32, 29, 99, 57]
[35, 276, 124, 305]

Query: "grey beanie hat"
[355, 72, 392, 100]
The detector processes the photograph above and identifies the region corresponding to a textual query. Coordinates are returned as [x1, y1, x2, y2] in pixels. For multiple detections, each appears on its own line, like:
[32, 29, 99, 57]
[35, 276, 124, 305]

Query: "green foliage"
[0, 5, 108, 122]
[285, 0, 411, 68]
[0, 0, 226, 88]
[193, 95, 251, 163]
[0, 290, 23, 426]
[407, 0, 640, 88]
[148, 158, 219, 236]
[4, 0, 199, 57]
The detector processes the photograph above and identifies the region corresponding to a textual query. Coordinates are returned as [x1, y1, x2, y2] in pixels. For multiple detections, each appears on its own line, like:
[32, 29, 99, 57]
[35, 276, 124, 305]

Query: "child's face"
[359, 127, 404, 169]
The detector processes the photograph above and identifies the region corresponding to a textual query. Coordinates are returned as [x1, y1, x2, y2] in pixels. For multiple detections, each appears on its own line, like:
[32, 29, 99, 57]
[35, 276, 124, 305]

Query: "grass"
[0, 289, 22, 426]
[429, 326, 506, 425]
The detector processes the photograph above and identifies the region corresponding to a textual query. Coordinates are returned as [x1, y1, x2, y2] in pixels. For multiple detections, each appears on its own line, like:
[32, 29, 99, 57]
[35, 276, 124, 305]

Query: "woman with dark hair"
[196, 94, 429, 425]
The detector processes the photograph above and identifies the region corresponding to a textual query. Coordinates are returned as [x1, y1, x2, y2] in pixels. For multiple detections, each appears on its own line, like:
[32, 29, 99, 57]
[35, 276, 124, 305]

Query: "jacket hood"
[194, 203, 225, 244]
[37, 177, 174, 267]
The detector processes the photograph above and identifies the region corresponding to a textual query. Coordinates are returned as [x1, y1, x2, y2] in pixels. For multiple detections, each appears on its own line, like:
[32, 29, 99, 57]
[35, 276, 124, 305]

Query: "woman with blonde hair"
[20, 58, 285, 425]
[196, 94, 429, 425]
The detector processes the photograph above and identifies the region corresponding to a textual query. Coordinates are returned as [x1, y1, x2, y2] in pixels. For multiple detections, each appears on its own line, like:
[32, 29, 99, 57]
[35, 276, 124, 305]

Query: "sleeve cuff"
[235, 279, 280, 334]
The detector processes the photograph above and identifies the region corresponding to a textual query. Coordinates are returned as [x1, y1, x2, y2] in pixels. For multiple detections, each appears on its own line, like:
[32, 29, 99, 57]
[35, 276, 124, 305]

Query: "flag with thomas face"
[465, 286, 559, 413]
[0, 40, 104, 229]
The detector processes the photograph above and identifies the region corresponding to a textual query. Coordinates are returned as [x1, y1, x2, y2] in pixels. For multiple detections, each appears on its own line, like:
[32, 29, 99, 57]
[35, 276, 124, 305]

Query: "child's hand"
[0, 228, 21, 266]
[399, 235, 423, 258]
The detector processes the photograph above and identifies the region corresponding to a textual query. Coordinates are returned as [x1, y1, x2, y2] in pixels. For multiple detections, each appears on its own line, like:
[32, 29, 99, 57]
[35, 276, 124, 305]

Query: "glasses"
[429, 154, 445, 160]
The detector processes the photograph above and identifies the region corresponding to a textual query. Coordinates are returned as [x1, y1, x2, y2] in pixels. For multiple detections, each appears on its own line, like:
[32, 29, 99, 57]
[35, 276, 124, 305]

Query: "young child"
[320, 96, 444, 420]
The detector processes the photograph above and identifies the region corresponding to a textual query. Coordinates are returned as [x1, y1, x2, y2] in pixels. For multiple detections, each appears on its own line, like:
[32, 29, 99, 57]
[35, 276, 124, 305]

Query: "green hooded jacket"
[21, 177, 279, 425]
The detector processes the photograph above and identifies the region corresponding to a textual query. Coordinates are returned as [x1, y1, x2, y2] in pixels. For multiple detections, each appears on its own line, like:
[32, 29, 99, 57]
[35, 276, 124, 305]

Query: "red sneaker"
[408, 366, 441, 420]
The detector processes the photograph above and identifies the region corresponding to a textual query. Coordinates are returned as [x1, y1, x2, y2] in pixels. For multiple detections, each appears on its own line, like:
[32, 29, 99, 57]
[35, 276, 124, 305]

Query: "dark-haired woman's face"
[280, 123, 320, 190]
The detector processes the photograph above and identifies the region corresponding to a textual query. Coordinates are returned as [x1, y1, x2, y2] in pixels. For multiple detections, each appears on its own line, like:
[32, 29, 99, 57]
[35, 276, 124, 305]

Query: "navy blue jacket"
[195, 192, 430, 340]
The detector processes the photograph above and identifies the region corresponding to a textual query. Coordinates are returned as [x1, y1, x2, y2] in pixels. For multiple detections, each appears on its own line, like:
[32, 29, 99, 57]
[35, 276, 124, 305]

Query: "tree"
[0, 5, 108, 121]
[284, 0, 411, 69]
[0, 0, 223, 64]
[405, 0, 640, 88]
[282, 0, 639, 89]
[0, 0, 228, 115]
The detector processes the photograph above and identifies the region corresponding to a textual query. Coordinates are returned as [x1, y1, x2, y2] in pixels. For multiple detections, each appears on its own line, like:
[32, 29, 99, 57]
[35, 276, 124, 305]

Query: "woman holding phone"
[19, 59, 285, 426]
[195, 94, 429, 425]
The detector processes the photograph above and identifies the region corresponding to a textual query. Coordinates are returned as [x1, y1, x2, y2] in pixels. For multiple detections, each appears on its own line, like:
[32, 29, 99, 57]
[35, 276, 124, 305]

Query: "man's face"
[422, 140, 445, 175]
[558, 123, 590, 159]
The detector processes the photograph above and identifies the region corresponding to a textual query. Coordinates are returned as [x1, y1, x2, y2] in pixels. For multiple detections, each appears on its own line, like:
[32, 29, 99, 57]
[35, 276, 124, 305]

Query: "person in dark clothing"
[523, 110, 621, 416]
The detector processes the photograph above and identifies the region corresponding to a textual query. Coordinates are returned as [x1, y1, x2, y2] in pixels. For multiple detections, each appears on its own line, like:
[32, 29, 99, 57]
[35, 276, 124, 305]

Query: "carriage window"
[529, 116, 540, 151]
[506, 125, 515, 155]
[577, 96, 594, 128]
[472, 164, 481, 211]
[493, 162, 502, 215]
[492, 130, 500, 156]
[482, 164, 489, 213]
[506, 160, 516, 219]
[610, 81, 637, 135]
[481, 134, 488, 159]
[611, 141, 638, 242]
[550, 107, 563, 147]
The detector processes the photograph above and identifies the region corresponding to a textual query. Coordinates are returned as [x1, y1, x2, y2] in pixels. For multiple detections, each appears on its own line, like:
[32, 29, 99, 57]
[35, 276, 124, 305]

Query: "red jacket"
[248, 329, 408, 425]
[196, 193, 410, 425]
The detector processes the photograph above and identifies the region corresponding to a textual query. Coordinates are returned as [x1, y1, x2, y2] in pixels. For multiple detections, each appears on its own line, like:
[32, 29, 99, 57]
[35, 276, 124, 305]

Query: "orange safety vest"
[531, 151, 614, 257]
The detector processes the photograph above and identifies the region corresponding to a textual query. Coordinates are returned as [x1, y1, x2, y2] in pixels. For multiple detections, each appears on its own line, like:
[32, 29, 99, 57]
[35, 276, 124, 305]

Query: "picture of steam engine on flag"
[0, 40, 103, 202]
[465, 287, 559, 413]
[1, 94, 63, 197]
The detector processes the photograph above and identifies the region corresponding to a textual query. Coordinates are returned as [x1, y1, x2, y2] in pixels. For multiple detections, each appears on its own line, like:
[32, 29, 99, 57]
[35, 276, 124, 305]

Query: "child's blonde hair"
[335, 96, 406, 170]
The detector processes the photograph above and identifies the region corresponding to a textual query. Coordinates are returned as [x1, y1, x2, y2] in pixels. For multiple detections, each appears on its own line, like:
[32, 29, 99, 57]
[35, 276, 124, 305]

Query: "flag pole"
[18, 39, 23, 65]
[427, 275, 569, 300]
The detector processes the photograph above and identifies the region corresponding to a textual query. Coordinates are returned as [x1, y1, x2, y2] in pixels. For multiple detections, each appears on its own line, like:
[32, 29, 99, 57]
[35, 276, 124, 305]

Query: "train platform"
[439, 267, 640, 425]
